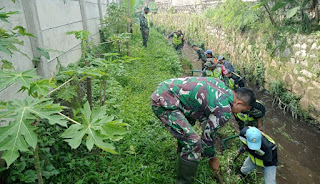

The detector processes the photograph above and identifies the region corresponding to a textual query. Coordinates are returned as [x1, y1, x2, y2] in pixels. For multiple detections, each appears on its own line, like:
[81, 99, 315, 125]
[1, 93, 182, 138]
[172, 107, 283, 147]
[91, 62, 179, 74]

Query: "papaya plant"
[0, 4, 129, 184]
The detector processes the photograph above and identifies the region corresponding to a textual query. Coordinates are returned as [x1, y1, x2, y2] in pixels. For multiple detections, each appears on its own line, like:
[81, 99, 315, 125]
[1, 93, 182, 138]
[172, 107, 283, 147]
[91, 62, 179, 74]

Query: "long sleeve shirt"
[151, 77, 233, 132]
[223, 60, 235, 73]
[139, 12, 149, 30]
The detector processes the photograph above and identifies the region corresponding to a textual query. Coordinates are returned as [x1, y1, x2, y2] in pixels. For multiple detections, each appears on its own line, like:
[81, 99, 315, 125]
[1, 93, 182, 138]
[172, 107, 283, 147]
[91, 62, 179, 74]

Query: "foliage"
[0, 4, 129, 183]
[0, 69, 40, 91]
[102, 3, 128, 36]
[0, 97, 67, 167]
[269, 81, 309, 119]
[61, 102, 128, 153]
[205, 0, 319, 34]
[204, 0, 265, 32]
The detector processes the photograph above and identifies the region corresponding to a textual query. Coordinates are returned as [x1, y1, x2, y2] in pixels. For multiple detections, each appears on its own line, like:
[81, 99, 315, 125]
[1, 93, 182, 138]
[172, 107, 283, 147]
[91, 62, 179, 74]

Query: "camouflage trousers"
[151, 100, 216, 162]
[140, 28, 149, 47]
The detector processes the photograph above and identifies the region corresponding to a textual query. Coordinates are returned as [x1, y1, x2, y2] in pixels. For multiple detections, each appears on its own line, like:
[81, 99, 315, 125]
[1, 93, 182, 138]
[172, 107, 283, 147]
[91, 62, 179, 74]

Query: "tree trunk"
[264, 4, 276, 26]
[86, 77, 93, 110]
[126, 0, 130, 56]
[100, 79, 107, 106]
[34, 145, 44, 184]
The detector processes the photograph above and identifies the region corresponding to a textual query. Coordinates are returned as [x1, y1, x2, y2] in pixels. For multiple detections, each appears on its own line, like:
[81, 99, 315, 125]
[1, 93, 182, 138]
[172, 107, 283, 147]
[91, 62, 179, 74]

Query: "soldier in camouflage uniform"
[191, 45, 207, 69]
[151, 77, 256, 183]
[140, 7, 150, 47]
[234, 100, 265, 131]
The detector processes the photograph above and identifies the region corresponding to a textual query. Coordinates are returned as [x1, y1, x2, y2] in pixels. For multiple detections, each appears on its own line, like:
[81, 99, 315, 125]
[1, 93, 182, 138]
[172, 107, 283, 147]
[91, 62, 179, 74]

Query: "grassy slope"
[25, 25, 262, 184]
[101, 26, 263, 184]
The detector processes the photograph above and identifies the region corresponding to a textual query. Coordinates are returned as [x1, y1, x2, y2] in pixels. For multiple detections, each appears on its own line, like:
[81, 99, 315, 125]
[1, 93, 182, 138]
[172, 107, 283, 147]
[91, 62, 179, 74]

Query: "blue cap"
[246, 127, 262, 150]
[204, 50, 212, 55]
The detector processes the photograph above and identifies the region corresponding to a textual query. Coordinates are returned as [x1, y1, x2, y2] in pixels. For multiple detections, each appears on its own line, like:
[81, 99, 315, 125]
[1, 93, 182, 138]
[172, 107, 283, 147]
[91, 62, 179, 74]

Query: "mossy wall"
[150, 13, 320, 122]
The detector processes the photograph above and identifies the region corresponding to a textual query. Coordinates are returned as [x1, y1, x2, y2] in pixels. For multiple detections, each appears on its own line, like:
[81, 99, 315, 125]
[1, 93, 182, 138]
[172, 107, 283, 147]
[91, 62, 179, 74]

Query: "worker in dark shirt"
[238, 126, 277, 184]
[234, 100, 265, 131]
[226, 72, 244, 90]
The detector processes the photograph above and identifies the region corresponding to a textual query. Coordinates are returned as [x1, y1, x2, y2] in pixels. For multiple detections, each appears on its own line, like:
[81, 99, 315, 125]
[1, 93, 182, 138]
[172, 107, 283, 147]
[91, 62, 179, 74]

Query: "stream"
[181, 44, 320, 184]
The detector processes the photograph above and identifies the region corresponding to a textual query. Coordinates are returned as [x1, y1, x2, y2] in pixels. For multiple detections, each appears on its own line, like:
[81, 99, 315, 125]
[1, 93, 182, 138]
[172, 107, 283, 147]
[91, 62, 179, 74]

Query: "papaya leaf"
[0, 36, 23, 55]
[56, 86, 77, 102]
[0, 59, 14, 70]
[0, 68, 40, 91]
[101, 119, 129, 141]
[0, 97, 67, 167]
[0, 10, 20, 23]
[61, 102, 121, 154]
[19, 79, 56, 98]
[13, 26, 35, 38]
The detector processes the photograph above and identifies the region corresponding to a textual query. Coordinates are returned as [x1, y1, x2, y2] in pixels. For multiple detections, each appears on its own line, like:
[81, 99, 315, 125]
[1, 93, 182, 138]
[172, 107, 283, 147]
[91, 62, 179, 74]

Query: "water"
[181, 44, 320, 184]
[259, 89, 320, 184]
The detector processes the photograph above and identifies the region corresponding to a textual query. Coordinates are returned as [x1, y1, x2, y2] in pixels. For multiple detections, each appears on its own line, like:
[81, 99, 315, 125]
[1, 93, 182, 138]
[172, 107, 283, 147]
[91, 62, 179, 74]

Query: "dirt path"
[181, 43, 320, 184]
[181, 45, 202, 75]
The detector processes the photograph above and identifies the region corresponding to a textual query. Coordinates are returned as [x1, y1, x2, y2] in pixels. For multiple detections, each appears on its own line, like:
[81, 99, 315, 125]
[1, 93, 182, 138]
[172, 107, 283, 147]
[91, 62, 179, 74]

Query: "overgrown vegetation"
[205, 0, 320, 34]
[269, 81, 310, 121]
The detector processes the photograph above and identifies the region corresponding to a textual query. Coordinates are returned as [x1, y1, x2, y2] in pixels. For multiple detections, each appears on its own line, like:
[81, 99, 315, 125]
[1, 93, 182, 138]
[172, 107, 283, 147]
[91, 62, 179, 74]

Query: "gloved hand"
[209, 157, 219, 173]
[238, 144, 247, 154]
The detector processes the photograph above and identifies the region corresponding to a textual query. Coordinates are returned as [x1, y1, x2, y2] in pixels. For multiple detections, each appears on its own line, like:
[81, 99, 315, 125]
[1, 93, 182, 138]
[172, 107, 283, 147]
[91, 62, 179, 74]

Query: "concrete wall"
[0, 0, 116, 102]
[151, 12, 320, 122]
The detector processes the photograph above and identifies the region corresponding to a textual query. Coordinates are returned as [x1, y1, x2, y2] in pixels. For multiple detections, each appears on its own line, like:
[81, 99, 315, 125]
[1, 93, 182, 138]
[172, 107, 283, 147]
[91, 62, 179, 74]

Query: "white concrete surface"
[0, 0, 111, 101]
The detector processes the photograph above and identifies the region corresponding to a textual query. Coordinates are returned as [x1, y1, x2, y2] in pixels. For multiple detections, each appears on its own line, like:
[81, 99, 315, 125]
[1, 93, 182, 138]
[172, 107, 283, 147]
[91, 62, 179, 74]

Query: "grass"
[4, 25, 263, 184]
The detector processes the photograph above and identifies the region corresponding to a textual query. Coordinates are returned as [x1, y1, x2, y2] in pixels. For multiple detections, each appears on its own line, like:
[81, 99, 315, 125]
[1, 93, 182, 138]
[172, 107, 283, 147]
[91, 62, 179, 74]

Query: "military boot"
[176, 157, 199, 184]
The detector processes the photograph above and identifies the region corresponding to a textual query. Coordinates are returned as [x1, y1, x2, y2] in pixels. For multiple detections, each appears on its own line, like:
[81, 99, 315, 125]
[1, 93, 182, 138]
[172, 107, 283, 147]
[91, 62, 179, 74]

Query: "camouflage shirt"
[196, 48, 206, 62]
[139, 12, 149, 30]
[151, 77, 234, 130]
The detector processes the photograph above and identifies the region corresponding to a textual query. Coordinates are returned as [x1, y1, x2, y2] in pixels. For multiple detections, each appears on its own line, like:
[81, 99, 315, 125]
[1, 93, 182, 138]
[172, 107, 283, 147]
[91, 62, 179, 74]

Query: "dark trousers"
[140, 28, 149, 47]
[174, 44, 183, 50]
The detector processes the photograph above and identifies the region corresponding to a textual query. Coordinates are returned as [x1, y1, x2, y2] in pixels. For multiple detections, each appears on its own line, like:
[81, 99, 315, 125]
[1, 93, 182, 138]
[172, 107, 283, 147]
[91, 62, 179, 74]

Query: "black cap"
[144, 7, 150, 11]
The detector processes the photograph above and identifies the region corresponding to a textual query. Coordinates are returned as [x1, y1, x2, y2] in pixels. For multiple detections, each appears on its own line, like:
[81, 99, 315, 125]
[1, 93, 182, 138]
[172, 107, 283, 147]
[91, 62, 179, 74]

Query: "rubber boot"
[177, 141, 183, 154]
[176, 157, 199, 184]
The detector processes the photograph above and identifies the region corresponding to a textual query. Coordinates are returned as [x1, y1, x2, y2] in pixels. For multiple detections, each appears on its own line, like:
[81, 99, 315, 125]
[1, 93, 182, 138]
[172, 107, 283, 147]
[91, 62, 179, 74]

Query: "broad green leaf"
[286, 6, 300, 19]
[56, 86, 77, 102]
[19, 79, 56, 97]
[0, 36, 23, 55]
[0, 68, 40, 91]
[36, 47, 50, 59]
[36, 47, 63, 60]
[0, 59, 14, 70]
[29, 79, 56, 97]
[101, 120, 129, 141]
[61, 102, 124, 154]
[0, 10, 20, 23]
[0, 97, 67, 167]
